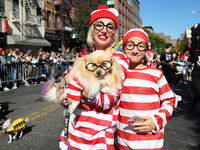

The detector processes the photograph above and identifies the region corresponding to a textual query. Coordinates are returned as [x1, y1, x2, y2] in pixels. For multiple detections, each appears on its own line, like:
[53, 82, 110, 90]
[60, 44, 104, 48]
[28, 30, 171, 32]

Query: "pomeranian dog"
[67, 50, 121, 132]
[0, 117, 29, 143]
[72, 50, 121, 97]
[43, 50, 121, 133]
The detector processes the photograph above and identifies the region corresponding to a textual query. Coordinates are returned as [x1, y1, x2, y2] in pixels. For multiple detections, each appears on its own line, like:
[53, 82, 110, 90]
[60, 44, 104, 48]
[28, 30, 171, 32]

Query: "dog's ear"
[54, 73, 62, 80]
[6, 119, 11, 123]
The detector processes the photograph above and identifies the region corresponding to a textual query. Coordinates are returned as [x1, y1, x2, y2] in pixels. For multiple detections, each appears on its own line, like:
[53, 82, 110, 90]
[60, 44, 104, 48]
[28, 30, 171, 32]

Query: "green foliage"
[175, 37, 188, 51]
[142, 28, 166, 53]
[73, 1, 102, 45]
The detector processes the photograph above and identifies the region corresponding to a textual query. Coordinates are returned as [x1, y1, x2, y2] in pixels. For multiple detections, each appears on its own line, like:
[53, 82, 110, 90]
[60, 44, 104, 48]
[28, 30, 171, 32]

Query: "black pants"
[191, 70, 200, 111]
[162, 66, 173, 85]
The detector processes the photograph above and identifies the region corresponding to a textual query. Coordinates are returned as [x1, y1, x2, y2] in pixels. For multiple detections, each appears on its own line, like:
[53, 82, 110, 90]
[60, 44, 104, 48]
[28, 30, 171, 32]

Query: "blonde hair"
[87, 25, 119, 48]
[51, 52, 56, 57]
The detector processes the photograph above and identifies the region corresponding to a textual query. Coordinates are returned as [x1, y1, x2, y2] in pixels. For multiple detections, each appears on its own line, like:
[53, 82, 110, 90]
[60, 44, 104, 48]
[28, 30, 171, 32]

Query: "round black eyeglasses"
[124, 41, 148, 51]
[93, 21, 116, 32]
[85, 60, 113, 72]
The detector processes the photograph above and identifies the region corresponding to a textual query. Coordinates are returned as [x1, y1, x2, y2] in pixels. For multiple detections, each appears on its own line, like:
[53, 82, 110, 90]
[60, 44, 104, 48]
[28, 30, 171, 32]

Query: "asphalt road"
[0, 81, 200, 150]
[0, 83, 64, 150]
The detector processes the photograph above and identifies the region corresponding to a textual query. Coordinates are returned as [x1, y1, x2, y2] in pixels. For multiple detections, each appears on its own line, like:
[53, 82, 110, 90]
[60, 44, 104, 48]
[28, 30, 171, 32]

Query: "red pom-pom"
[98, 5, 108, 10]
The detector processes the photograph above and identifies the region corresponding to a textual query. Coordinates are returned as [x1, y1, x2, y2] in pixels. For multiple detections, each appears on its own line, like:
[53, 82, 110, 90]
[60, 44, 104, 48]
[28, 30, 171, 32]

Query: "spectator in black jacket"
[0, 49, 10, 91]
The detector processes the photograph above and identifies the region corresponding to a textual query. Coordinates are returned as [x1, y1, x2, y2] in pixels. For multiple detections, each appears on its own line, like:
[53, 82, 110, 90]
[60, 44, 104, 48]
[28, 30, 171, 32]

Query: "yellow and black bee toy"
[0, 117, 29, 143]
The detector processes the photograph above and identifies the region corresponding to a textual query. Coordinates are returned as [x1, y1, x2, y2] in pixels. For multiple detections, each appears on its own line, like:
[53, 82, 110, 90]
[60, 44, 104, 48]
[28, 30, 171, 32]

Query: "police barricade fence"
[0, 62, 66, 87]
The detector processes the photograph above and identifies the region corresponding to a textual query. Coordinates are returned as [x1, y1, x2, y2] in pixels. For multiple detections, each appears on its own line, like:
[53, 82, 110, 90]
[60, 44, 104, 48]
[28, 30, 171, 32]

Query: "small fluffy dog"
[1, 117, 29, 143]
[72, 50, 121, 97]
[0, 102, 16, 113]
[42, 74, 68, 104]
[43, 51, 121, 132]
[68, 50, 121, 132]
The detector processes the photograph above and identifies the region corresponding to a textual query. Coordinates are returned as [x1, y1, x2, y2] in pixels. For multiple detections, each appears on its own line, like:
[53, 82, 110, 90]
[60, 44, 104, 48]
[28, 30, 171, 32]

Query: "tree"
[142, 28, 166, 53]
[73, 1, 102, 46]
[175, 37, 188, 52]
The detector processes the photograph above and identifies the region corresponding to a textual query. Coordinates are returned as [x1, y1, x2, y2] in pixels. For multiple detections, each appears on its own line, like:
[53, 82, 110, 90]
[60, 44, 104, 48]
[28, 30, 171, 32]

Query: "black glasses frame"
[93, 21, 116, 32]
[124, 41, 148, 51]
[85, 59, 113, 72]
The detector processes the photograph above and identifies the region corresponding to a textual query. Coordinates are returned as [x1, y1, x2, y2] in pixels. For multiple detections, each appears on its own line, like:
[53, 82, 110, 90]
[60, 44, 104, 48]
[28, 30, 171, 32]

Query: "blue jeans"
[41, 67, 47, 82]
[11, 66, 17, 88]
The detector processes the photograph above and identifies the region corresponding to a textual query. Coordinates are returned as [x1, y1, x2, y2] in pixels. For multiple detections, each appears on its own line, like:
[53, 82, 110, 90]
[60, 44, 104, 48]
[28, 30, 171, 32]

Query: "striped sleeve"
[152, 72, 175, 133]
[67, 77, 83, 102]
[94, 51, 129, 110]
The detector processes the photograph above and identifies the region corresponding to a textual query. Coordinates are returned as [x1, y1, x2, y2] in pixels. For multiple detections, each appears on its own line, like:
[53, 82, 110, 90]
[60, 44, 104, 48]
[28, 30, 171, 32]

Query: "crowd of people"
[0, 45, 92, 92]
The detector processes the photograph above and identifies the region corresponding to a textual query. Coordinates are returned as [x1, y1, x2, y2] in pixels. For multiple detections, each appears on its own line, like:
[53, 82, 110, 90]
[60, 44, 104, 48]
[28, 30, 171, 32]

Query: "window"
[47, 11, 51, 28]
[107, 0, 114, 5]
[0, 0, 4, 12]
[122, 15, 124, 23]
[118, 12, 121, 21]
[62, 16, 66, 28]
[37, 7, 42, 23]
[54, 14, 58, 29]
[122, 26, 124, 34]
[119, 1, 121, 10]
[13, 0, 18, 11]
[122, 3, 124, 12]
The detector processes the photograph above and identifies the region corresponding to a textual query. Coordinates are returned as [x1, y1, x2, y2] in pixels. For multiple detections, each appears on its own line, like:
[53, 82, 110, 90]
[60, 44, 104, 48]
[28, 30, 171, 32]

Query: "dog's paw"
[101, 86, 110, 94]
[69, 101, 80, 114]
[8, 140, 12, 143]
[69, 127, 74, 133]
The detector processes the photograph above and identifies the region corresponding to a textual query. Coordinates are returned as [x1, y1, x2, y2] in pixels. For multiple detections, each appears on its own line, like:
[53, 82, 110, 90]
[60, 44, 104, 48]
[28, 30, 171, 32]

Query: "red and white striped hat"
[89, 5, 119, 29]
[122, 28, 149, 49]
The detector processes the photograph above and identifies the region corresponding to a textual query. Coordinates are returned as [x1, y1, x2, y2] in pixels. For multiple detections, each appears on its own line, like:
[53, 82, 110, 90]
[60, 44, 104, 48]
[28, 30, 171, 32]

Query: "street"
[0, 84, 64, 150]
[0, 81, 200, 150]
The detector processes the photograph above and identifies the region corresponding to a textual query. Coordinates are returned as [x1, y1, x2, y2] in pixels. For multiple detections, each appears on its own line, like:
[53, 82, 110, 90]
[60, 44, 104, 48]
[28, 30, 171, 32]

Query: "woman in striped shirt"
[116, 29, 176, 150]
[57, 5, 129, 150]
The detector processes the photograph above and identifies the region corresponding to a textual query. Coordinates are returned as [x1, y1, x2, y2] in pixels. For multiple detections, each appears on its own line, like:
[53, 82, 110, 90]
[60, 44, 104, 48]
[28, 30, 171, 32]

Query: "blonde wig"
[87, 25, 119, 48]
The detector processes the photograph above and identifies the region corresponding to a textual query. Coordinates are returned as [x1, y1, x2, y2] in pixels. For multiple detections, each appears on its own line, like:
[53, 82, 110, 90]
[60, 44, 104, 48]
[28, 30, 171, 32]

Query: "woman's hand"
[56, 80, 69, 106]
[132, 116, 156, 133]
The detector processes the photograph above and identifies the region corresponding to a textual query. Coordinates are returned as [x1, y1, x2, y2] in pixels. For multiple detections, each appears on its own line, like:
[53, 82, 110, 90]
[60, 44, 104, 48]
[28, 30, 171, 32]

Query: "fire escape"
[10, 0, 41, 38]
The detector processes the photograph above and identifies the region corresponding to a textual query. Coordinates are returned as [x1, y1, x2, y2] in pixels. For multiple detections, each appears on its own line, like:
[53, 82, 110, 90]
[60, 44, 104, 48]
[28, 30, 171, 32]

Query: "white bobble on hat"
[89, 5, 119, 29]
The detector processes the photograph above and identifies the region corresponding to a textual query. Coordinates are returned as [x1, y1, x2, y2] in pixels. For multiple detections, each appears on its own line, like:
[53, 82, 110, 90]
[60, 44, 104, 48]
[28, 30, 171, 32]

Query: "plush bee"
[1, 117, 29, 143]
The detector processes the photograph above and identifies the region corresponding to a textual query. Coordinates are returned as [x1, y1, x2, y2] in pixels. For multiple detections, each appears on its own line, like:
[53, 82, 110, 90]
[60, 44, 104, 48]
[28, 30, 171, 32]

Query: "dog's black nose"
[96, 70, 101, 75]
[96, 70, 102, 78]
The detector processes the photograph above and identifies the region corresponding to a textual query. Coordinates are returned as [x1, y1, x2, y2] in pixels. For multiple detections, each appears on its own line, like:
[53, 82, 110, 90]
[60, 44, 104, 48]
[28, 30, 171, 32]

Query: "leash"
[59, 74, 70, 141]
[54, 73, 69, 140]
[64, 105, 69, 140]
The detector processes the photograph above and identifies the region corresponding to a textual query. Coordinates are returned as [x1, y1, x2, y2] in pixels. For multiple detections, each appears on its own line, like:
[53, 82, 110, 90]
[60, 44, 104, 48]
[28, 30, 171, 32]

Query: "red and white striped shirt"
[60, 51, 129, 150]
[116, 66, 175, 150]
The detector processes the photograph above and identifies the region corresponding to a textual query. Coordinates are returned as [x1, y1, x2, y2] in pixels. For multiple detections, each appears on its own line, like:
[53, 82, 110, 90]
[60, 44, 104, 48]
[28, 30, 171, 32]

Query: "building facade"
[107, 0, 140, 41]
[0, 0, 8, 50]
[5, 0, 51, 52]
[44, 0, 74, 52]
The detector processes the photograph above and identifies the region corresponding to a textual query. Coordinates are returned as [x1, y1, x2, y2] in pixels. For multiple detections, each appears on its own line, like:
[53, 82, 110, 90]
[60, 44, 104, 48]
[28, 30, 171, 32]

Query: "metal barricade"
[0, 62, 67, 87]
